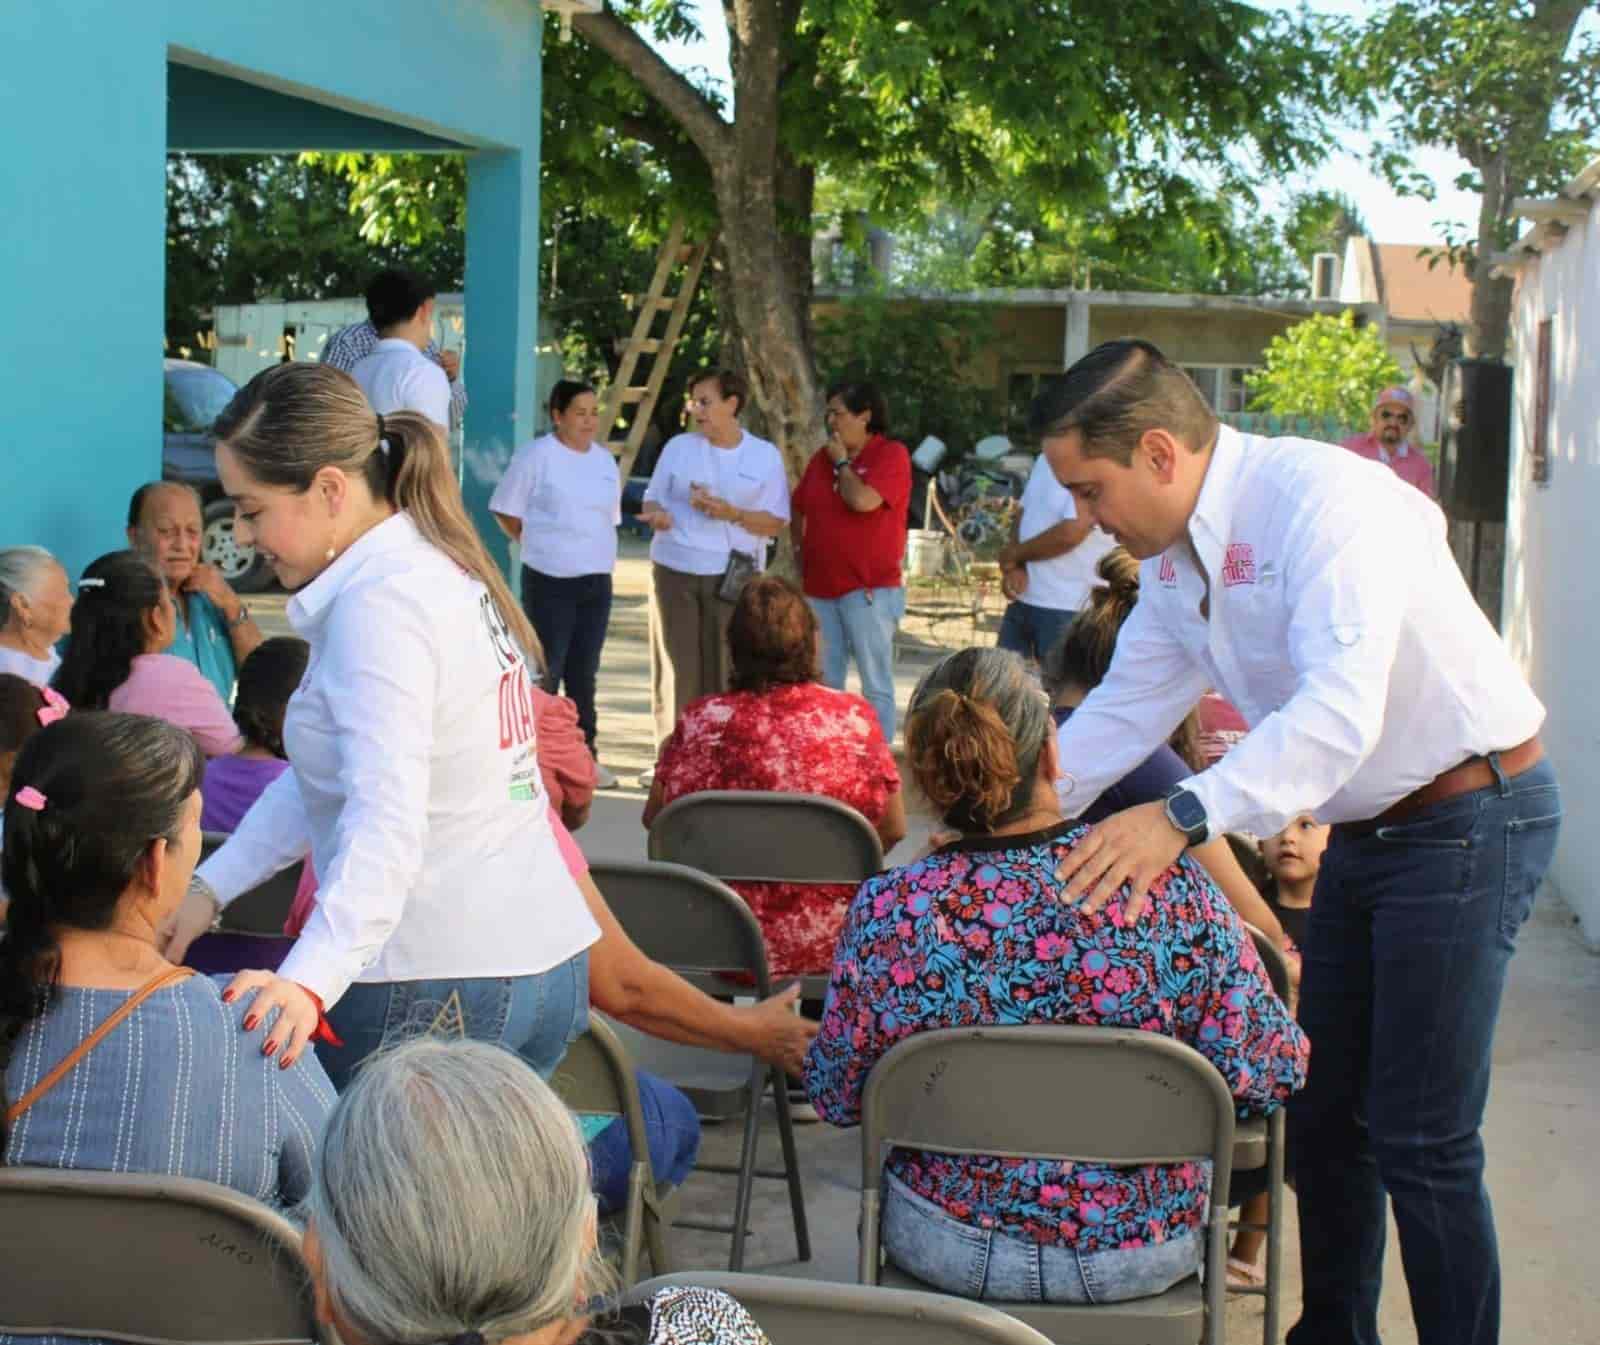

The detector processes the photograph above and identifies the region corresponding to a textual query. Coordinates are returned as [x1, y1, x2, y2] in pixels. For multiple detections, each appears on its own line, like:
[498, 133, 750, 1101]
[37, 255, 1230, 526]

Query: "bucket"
[905, 529, 947, 578]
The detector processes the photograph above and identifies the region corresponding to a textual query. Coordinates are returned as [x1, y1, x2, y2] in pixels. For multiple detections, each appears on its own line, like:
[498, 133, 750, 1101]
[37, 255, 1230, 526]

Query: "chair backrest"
[201, 831, 302, 937]
[860, 1026, 1236, 1189]
[1246, 922, 1293, 1000]
[553, 1016, 649, 1151]
[587, 860, 773, 996]
[648, 790, 884, 884]
[625, 1271, 1055, 1345]
[0, 1165, 326, 1344]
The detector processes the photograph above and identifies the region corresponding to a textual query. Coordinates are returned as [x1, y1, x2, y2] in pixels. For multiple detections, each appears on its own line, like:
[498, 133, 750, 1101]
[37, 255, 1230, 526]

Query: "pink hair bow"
[14, 786, 46, 811]
[36, 686, 68, 727]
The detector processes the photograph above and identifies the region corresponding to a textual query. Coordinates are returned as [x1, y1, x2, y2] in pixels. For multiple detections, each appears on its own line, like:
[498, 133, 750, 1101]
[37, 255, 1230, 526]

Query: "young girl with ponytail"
[803, 646, 1307, 1307]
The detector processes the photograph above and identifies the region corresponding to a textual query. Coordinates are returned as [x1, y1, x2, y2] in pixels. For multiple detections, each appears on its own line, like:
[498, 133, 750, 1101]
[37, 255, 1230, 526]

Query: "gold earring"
[325, 545, 336, 561]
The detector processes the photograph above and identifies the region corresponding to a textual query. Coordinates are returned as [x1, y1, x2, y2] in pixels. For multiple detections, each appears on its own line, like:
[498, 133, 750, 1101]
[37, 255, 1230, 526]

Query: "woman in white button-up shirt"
[160, 363, 600, 1084]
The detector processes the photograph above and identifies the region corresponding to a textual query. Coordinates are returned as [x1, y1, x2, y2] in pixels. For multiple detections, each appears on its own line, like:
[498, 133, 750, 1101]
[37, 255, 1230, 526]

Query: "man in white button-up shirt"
[349, 270, 452, 432]
[1037, 340, 1559, 1345]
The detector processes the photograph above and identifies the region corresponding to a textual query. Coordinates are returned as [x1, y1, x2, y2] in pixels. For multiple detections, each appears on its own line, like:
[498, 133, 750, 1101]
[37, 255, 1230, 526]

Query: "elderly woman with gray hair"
[0, 546, 74, 685]
[302, 1038, 770, 1345]
[803, 646, 1307, 1307]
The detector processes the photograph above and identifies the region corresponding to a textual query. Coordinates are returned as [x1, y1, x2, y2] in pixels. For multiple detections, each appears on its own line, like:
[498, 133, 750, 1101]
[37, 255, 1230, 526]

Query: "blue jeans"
[588, 1070, 702, 1214]
[997, 600, 1077, 664]
[883, 1172, 1201, 1304]
[809, 586, 905, 742]
[521, 566, 613, 750]
[1288, 757, 1561, 1345]
[316, 952, 590, 1090]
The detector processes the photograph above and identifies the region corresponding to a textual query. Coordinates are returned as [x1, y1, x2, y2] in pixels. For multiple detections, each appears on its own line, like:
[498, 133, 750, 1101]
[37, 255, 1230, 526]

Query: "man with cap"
[1342, 386, 1435, 497]
[1036, 339, 1557, 1345]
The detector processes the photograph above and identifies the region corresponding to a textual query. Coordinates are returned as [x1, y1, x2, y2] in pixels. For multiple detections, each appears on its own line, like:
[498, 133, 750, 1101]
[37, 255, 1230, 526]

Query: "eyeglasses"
[1377, 410, 1413, 425]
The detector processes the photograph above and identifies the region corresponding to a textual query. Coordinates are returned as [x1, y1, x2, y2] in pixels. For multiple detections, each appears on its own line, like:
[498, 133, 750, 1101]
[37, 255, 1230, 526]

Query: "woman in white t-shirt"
[490, 380, 621, 784]
[0, 546, 74, 686]
[639, 367, 790, 746]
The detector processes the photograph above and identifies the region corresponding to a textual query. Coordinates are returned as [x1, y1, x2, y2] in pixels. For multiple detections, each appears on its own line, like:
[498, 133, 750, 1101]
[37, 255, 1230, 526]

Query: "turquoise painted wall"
[1, 1, 543, 581]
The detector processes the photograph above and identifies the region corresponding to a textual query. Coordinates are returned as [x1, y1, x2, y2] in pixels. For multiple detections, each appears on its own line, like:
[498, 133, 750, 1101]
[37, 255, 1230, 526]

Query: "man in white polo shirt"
[349, 269, 452, 432]
[1036, 339, 1557, 1345]
[997, 452, 1115, 663]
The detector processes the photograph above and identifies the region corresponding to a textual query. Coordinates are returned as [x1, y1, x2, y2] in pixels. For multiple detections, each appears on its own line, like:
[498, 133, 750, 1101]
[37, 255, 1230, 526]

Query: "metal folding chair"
[552, 1015, 677, 1284]
[626, 1271, 1054, 1345]
[647, 789, 885, 998]
[0, 1165, 330, 1344]
[858, 1025, 1237, 1345]
[587, 860, 809, 1271]
[1228, 923, 1294, 1343]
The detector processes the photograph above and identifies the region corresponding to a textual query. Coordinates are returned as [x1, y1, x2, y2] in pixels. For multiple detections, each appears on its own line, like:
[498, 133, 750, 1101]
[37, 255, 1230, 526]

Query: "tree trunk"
[1466, 150, 1515, 361]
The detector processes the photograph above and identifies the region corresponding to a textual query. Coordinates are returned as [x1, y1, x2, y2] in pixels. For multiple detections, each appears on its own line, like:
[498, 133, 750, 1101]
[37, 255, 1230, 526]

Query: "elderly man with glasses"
[1341, 386, 1436, 498]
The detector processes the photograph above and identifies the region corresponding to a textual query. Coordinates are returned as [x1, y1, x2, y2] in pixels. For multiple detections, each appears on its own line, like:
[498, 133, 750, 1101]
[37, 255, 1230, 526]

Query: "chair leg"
[1263, 1109, 1285, 1345]
[621, 1164, 646, 1286]
[642, 1191, 673, 1278]
[769, 1065, 811, 1262]
[727, 1067, 764, 1271]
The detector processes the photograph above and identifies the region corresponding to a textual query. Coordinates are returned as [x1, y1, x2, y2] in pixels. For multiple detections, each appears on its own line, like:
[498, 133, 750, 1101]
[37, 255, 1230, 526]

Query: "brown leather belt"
[1336, 736, 1544, 840]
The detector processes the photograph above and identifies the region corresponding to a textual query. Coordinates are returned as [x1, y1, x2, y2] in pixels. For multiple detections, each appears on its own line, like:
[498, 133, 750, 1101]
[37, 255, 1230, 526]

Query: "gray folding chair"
[647, 789, 885, 997]
[1228, 924, 1294, 1344]
[587, 860, 809, 1271]
[0, 1165, 329, 1344]
[552, 1015, 677, 1285]
[626, 1271, 1054, 1345]
[200, 830, 304, 936]
[858, 1025, 1236, 1345]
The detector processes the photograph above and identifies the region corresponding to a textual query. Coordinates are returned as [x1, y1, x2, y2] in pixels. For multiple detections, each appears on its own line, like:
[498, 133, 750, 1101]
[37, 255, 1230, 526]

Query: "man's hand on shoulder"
[1054, 800, 1187, 922]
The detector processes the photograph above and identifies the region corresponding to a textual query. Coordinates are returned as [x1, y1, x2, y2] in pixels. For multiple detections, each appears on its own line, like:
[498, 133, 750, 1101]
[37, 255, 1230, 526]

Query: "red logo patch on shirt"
[1222, 542, 1257, 587]
[1158, 554, 1178, 587]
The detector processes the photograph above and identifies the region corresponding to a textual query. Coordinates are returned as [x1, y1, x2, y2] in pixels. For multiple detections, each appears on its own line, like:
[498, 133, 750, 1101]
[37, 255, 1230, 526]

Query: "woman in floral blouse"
[804, 646, 1308, 1305]
[644, 575, 907, 978]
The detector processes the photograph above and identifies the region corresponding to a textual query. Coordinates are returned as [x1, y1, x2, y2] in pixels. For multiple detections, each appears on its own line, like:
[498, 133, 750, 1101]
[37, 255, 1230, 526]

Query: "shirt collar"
[1187, 423, 1247, 565]
[288, 511, 418, 633]
[373, 337, 421, 355]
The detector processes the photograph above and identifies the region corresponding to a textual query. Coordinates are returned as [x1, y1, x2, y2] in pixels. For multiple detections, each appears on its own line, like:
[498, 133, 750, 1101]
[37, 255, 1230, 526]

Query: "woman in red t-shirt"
[790, 380, 912, 743]
[643, 575, 908, 976]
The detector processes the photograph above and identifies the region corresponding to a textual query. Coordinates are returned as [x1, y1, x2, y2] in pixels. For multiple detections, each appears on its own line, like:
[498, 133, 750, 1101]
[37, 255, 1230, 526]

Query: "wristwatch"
[227, 603, 252, 629]
[832, 456, 851, 477]
[1163, 786, 1209, 847]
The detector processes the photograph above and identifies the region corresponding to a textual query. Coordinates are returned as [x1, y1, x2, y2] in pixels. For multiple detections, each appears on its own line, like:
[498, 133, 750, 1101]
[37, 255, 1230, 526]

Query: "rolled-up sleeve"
[1054, 595, 1208, 816]
[276, 584, 438, 1007]
[1185, 495, 1413, 838]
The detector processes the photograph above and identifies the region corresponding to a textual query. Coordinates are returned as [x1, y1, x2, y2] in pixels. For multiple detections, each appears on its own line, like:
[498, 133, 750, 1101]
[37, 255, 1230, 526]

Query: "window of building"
[1532, 318, 1552, 486]
[1182, 365, 1257, 414]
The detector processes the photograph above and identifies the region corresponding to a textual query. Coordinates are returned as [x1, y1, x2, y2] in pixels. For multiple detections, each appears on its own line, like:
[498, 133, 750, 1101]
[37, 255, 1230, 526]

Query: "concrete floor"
[256, 544, 1600, 1343]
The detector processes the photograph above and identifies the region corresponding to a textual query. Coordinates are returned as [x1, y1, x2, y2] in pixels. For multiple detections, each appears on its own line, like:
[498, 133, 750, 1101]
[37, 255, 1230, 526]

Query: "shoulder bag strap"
[5, 966, 196, 1126]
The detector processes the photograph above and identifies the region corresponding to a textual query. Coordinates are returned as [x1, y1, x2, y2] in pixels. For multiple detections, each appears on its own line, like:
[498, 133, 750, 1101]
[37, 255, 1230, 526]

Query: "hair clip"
[36, 686, 68, 727]
[379, 437, 392, 457]
[77, 577, 106, 589]
[14, 786, 46, 811]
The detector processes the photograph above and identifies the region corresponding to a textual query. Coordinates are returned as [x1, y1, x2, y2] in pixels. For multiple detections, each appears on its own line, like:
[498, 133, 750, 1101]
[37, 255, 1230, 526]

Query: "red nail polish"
[263, 1040, 278, 1057]
[243, 1015, 258, 1031]
[280, 1055, 294, 1070]
[221, 990, 235, 1003]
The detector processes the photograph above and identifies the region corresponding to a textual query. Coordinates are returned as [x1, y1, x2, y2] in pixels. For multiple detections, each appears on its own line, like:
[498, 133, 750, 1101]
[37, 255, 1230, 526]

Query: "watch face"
[1168, 789, 1207, 833]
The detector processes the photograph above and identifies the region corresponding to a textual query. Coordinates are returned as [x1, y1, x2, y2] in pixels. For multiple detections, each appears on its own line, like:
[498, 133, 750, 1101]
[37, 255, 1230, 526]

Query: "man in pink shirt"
[1341, 385, 1436, 498]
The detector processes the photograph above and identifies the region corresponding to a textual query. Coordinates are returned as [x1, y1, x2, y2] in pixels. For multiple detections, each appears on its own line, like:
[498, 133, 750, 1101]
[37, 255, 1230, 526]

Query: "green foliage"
[813, 292, 999, 454]
[1343, 0, 1599, 257]
[1245, 311, 1403, 427]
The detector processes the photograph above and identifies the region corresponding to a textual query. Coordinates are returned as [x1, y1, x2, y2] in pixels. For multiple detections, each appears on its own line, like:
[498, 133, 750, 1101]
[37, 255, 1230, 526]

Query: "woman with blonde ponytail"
[159, 362, 599, 1086]
[802, 644, 1308, 1308]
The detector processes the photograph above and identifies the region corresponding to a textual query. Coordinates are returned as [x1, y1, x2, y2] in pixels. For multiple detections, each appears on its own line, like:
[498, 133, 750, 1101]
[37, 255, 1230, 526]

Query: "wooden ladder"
[596, 218, 713, 480]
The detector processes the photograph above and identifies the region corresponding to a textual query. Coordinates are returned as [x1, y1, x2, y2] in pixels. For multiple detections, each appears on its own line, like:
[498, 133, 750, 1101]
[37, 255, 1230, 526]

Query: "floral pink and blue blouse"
[802, 821, 1309, 1253]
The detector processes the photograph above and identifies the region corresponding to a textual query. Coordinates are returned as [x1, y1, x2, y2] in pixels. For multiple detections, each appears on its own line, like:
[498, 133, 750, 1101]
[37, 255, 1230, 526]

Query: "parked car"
[162, 359, 274, 593]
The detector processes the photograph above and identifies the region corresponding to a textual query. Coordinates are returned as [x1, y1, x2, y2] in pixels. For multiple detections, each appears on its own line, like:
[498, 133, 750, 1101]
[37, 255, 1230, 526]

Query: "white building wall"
[1503, 192, 1600, 945]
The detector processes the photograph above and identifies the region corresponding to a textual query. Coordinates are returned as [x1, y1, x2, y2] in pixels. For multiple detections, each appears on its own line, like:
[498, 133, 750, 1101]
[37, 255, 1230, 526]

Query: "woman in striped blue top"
[0, 712, 334, 1222]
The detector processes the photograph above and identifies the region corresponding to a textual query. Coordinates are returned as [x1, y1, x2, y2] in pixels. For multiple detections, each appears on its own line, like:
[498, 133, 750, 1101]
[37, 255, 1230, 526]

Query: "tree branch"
[571, 10, 731, 168]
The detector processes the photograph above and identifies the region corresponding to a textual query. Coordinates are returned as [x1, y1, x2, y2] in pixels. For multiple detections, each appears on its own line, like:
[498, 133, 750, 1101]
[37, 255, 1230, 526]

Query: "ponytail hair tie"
[446, 1332, 483, 1345]
[36, 686, 69, 727]
[14, 786, 46, 811]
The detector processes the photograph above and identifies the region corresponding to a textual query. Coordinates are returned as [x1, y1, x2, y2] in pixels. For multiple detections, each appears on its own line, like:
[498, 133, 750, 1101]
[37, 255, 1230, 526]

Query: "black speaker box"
[1439, 358, 1512, 523]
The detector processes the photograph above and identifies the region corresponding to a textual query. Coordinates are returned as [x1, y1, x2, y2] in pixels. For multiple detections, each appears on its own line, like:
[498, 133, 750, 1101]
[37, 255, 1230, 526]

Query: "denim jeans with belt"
[316, 952, 592, 1090]
[808, 586, 905, 743]
[883, 1172, 1202, 1304]
[1287, 756, 1561, 1345]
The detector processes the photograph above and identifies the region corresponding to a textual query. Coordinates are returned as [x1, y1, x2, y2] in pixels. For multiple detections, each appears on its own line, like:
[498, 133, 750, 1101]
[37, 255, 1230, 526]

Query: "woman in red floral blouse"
[643, 575, 907, 976]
